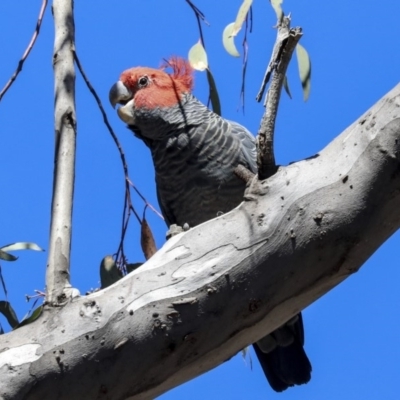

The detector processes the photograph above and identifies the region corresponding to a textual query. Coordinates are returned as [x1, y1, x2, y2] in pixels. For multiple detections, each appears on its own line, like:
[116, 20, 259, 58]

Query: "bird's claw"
[166, 223, 190, 240]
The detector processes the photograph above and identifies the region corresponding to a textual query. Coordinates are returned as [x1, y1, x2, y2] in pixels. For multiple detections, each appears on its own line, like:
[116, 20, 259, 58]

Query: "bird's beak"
[109, 81, 132, 109]
[109, 81, 136, 125]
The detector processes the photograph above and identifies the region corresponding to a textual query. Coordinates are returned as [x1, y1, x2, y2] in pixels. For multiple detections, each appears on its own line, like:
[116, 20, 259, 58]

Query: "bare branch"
[46, 0, 76, 305]
[127, 178, 164, 221]
[185, 0, 209, 47]
[0, 0, 48, 102]
[256, 16, 302, 180]
[238, 9, 252, 112]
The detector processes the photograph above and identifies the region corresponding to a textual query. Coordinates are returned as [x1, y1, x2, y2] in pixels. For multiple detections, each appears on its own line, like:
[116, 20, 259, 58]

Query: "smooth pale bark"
[46, 0, 76, 305]
[0, 85, 399, 399]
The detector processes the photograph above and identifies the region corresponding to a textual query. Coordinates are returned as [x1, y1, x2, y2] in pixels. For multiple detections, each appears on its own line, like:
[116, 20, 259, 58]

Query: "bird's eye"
[138, 76, 149, 88]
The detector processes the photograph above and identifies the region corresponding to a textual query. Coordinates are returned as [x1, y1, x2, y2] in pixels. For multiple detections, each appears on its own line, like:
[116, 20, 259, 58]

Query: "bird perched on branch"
[109, 57, 312, 392]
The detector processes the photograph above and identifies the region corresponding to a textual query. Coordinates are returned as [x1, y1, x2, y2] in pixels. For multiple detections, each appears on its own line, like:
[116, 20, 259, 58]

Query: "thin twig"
[239, 10, 252, 111]
[0, 0, 48, 102]
[185, 0, 209, 47]
[73, 51, 140, 264]
[255, 18, 291, 103]
[73, 52, 159, 221]
[256, 16, 303, 180]
[249, 4, 253, 33]
[73, 51, 164, 264]
[185, 0, 217, 111]
[127, 178, 164, 220]
[73, 54, 131, 207]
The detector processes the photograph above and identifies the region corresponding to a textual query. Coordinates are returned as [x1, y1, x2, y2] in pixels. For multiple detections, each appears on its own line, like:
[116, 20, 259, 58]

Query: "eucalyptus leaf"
[188, 41, 208, 71]
[17, 305, 43, 328]
[1, 242, 44, 252]
[0, 265, 7, 297]
[270, 0, 284, 21]
[296, 43, 312, 101]
[100, 256, 122, 289]
[222, 23, 240, 57]
[283, 75, 292, 99]
[0, 301, 19, 329]
[0, 249, 17, 262]
[232, 0, 253, 36]
[126, 263, 142, 274]
[206, 69, 221, 116]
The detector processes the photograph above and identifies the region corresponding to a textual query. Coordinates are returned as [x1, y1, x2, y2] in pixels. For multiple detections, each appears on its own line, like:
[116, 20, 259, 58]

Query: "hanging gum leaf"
[283, 75, 292, 99]
[296, 43, 312, 101]
[232, 0, 253, 36]
[141, 218, 157, 260]
[17, 305, 43, 328]
[0, 249, 17, 261]
[100, 255, 122, 289]
[126, 263, 142, 274]
[206, 68, 221, 116]
[1, 242, 44, 252]
[188, 41, 208, 71]
[0, 265, 7, 298]
[0, 301, 19, 329]
[270, 0, 284, 21]
[222, 22, 240, 57]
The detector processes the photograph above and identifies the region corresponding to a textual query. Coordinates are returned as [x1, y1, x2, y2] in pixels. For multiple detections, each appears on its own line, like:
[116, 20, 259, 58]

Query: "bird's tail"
[253, 313, 312, 392]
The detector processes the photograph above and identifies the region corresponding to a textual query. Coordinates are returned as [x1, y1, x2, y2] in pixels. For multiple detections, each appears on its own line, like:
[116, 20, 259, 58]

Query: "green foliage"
[1, 242, 44, 253]
[270, 0, 283, 21]
[0, 249, 18, 262]
[296, 43, 312, 101]
[100, 255, 122, 289]
[188, 40, 221, 115]
[126, 263, 142, 274]
[206, 69, 221, 116]
[283, 75, 292, 99]
[0, 241, 44, 332]
[18, 305, 43, 328]
[0, 301, 19, 329]
[188, 41, 208, 71]
[222, 0, 253, 57]
[222, 22, 241, 57]
[99, 255, 142, 289]
[233, 0, 253, 35]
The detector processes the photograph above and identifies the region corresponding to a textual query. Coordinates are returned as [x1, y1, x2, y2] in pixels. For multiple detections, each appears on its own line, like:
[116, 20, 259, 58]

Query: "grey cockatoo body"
[133, 93, 257, 227]
[110, 57, 312, 392]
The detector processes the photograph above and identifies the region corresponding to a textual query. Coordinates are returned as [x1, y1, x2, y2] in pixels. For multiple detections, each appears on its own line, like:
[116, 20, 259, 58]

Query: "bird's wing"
[228, 120, 257, 173]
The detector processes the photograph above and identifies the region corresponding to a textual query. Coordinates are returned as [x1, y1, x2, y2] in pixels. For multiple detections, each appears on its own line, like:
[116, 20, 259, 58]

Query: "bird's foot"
[166, 223, 190, 240]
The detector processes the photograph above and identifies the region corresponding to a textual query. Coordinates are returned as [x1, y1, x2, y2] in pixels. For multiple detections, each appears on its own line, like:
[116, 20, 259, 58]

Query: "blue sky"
[1, 0, 400, 399]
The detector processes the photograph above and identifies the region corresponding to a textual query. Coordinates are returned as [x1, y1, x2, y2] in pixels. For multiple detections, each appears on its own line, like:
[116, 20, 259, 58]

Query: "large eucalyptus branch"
[1, 84, 399, 399]
[45, 0, 76, 305]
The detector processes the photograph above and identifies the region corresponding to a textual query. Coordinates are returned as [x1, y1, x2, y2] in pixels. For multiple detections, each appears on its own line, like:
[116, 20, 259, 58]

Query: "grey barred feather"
[123, 90, 311, 392]
[130, 93, 257, 227]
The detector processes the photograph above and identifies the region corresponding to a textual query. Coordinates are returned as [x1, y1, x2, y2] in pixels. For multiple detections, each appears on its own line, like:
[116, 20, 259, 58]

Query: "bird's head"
[109, 57, 194, 132]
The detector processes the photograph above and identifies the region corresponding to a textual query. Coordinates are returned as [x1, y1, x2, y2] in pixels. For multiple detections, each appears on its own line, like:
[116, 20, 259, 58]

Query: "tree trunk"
[0, 84, 399, 400]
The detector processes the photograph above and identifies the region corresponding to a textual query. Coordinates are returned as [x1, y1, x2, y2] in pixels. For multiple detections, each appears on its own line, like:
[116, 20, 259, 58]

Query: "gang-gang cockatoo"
[109, 57, 312, 392]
